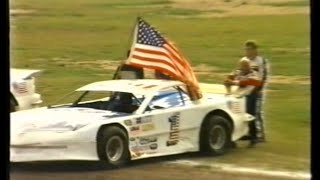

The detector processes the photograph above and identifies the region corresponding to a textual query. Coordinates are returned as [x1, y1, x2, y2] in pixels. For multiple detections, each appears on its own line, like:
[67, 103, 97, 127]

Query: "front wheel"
[97, 126, 130, 167]
[200, 115, 232, 155]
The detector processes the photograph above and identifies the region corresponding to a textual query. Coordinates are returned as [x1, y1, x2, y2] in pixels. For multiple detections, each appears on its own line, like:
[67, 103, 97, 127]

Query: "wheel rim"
[106, 136, 124, 162]
[209, 125, 226, 150]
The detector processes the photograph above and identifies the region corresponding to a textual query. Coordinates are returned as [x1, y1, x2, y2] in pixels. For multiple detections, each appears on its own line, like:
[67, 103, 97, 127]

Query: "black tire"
[200, 115, 232, 155]
[97, 126, 130, 167]
[10, 98, 17, 112]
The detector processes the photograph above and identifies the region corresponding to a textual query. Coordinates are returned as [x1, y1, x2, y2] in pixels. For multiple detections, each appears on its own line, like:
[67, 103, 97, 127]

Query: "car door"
[128, 85, 202, 159]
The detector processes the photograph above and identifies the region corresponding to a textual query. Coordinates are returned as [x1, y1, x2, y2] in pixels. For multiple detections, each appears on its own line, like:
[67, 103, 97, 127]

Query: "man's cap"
[244, 40, 258, 49]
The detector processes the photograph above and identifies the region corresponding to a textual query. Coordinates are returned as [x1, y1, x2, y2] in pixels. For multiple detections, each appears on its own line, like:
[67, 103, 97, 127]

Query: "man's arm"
[261, 58, 269, 88]
[224, 70, 240, 85]
[237, 70, 262, 87]
[235, 85, 255, 98]
[238, 78, 262, 87]
[227, 70, 239, 80]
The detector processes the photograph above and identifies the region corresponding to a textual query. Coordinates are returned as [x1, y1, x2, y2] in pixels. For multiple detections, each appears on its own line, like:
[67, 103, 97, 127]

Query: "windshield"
[49, 90, 145, 114]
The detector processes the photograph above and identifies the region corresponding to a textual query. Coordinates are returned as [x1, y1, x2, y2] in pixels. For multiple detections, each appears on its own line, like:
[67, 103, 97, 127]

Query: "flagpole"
[113, 17, 139, 80]
[126, 16, 140, 60]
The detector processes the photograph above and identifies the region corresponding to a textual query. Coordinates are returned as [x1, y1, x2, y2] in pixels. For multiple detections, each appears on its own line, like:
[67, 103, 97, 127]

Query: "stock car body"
[10, 79, 254, 166]
[10, 68, 43, 112]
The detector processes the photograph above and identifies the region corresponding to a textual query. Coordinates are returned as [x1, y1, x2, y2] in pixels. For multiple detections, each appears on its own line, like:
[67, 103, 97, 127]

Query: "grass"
[201, 83, 310, 171]
[10, 0, 310, 172]
[194, 164, 212, 170]
[261, 0, 309, 7]
[153, 8, 203, 16]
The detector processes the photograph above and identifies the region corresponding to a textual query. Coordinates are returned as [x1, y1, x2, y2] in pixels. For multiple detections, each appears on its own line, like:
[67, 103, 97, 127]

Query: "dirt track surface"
[10, 154, 295, 180]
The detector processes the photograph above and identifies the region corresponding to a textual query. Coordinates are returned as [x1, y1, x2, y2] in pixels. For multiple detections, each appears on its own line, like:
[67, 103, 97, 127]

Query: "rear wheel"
[97, 126, 129, 167]
[200, 115, 232, 155]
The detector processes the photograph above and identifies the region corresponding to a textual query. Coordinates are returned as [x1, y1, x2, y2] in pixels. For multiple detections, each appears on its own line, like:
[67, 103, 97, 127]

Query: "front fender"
[208, 96, 254, 141]
[75, 119, 131, 143]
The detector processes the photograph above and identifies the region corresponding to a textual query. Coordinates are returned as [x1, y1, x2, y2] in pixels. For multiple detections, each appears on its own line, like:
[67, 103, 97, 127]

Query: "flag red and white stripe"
[126, 18, 202, 100]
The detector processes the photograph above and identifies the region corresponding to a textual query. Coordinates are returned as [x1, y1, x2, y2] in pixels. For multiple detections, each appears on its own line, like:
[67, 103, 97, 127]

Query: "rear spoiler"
[10, 68, 42, 80]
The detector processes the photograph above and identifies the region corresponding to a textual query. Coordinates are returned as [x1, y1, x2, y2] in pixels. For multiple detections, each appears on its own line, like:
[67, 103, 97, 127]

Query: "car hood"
[11, 107, 129, 133]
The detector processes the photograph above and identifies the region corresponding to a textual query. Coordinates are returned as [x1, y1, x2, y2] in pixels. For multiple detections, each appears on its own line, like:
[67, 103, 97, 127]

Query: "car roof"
[76, 79, 185, 94]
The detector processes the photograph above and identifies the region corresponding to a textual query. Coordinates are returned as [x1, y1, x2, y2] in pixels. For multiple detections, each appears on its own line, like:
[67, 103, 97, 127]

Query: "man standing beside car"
[224, 57, 263, 147]
[240, 40, 269, 145]
[225, 40, 269, 146]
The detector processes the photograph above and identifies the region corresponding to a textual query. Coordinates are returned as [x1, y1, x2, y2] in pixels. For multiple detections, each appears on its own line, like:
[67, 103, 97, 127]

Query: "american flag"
[126, 17, 202, 100]
[13, 81, 28, 94]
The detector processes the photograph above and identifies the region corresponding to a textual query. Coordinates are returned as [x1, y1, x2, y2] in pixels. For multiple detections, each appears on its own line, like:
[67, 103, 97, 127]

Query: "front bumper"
[10, 142, 98, 162]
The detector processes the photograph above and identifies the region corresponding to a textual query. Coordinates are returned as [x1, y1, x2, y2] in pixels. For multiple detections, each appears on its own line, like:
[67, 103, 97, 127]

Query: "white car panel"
[10, 79, 254, 162]
[76, 79, 184, 95]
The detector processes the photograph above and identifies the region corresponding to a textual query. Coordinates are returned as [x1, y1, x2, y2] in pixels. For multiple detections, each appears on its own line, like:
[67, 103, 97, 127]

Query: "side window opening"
[71, 91, 143, 114]
[147, 85, 191, 111]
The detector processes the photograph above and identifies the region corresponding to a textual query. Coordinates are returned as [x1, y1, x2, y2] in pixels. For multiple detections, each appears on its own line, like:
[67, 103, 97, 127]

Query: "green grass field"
[10, 0, 310, 172]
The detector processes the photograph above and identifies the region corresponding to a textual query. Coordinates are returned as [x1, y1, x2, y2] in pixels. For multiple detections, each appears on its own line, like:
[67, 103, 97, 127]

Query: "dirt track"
[10, 154, 297, 180]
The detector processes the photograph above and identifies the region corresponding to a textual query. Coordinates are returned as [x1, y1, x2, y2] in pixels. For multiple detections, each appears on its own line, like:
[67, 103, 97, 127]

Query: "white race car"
[10, 68, 43, 112]
[11, 79, 253, 166]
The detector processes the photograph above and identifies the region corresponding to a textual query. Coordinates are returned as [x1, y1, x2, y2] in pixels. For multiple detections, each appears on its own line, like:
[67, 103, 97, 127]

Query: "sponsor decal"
[139, 136, 157, 145]
[166, 112, 180, 146]
[130, 144, 158, 158]
[136, 116, 152, 124]
[130, 136, 158, 157]
[139, 139, 149, 145]
[149, 143, 158, 150]
[131, 145, 150, 152]
[139, 138, 150, 145]
[141, 123, 155, 131]
[131, 143, 158, 152]
[124, 120, 133, 126]
[130, 126, 140, 132]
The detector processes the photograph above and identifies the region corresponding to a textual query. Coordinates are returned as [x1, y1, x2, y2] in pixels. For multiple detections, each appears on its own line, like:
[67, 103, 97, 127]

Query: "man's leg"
[255, 93, 266, 142]
[246, 94, 258, 146]
[248, 120, 257, 143]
